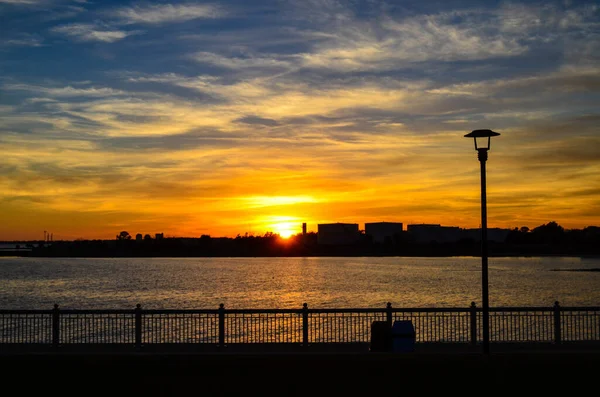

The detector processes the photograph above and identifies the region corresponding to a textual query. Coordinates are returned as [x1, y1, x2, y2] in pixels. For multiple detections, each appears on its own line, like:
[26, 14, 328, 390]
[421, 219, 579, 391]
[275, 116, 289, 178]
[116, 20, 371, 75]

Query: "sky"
[1, 0, 599, 240]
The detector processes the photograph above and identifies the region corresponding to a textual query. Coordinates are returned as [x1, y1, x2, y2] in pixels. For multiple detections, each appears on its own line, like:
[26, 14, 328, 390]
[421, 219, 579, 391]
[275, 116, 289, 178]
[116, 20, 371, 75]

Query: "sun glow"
[240, 195, 319, 208]
[272, 222, 297, 238]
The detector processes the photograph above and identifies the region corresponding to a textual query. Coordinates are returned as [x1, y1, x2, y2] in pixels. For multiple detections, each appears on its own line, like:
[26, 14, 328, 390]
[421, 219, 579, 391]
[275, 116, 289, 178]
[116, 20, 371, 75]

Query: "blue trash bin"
[391, 320, 415, 352]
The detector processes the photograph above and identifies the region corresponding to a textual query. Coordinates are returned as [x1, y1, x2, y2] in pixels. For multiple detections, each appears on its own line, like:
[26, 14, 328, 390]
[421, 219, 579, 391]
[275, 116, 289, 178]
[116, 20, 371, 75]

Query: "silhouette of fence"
[1, 302, 598, 347]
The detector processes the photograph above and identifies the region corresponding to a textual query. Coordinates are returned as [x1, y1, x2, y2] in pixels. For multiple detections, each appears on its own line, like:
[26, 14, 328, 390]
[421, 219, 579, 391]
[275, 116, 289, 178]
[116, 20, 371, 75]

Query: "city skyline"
[4, 219, 594, 242]
[1, 0, 599, 240]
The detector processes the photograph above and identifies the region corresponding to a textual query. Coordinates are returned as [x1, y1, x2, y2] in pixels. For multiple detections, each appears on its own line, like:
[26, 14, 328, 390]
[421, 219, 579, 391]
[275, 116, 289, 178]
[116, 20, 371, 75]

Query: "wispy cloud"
[4, 83, 126, 97]
[114, 3, 223, 25]
[1, 35, 44, 47]
[51, 23, 140, 43]
[426, 66, 600, 98]
[297, 12, 528, 73]
[0, 0, 46, 4]
[193, 52, 292, 70]
[498, 2, 600, 34]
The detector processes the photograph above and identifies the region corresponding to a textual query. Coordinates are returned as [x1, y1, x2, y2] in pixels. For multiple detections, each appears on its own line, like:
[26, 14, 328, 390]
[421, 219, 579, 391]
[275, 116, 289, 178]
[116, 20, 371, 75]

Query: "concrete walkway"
[2, 344, 599, 395]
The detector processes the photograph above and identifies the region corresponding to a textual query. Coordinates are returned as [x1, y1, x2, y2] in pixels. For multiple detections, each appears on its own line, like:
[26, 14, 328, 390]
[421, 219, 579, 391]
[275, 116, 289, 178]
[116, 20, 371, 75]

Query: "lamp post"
[464, 129, 500, 355]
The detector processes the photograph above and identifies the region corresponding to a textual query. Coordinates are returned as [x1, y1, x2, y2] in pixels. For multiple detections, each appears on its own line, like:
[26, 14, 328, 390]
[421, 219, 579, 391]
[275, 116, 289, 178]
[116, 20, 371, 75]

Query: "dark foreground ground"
[2, 344, 599, 396]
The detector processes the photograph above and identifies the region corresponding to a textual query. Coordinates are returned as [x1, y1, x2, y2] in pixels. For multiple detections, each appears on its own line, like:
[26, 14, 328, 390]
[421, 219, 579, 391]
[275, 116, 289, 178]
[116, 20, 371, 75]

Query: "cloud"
[0, 0, 46, 4]
[235, 116, 279, 127]
[24, 97, 58, 104]
[498, 2, 599, 34]
[51, 23, 140, 43]
[96, 128, 241, 152]
[4, 83, 126, 97]
[0, 105, 16, 113]
[114, 3, 222, 25]
[426, 66, 600, 98]
[292, 9, 527, 73]
[2, 37, 44, 47]
[192, 52, 292, 70]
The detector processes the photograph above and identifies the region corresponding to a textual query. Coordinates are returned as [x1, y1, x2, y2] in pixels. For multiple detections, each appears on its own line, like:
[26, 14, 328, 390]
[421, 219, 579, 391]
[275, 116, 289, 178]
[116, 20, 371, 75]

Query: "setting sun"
[259, 216, 303, 239]
[272, 223, 296, 239]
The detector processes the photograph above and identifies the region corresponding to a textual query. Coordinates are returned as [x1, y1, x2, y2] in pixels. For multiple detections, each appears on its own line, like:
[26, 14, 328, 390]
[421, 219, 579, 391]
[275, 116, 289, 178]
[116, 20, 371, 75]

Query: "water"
[1, 256, 599, 310]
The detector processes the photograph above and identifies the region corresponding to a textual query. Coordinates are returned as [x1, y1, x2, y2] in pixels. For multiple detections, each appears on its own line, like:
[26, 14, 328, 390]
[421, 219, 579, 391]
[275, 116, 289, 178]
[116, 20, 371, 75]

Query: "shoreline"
[2, 253, 600, 259]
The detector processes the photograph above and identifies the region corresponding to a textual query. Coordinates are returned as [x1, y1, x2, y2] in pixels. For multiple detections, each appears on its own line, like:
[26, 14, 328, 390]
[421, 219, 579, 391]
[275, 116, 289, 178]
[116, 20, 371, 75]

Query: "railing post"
[554, 301, 561, 344]
[52, 304, 60, 348]
[470, 302, 477, 346]
[135, 304, 142, 350]
[218, 303, 225, 348]
[386, 302, 393, 327]
[302, 303, 309, 348]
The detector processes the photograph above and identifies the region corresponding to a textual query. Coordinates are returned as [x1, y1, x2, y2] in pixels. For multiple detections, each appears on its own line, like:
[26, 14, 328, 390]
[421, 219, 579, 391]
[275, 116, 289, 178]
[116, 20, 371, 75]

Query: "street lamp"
[464, 129, 500, 355]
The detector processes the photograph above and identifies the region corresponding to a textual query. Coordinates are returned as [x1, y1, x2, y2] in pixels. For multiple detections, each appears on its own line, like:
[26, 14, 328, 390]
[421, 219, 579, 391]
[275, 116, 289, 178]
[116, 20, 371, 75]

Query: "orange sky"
[1, 1, 599, 240]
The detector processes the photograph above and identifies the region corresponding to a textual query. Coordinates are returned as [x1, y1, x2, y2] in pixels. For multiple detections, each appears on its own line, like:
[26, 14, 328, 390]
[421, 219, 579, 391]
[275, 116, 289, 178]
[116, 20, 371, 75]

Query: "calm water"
[1, 256, 599, 310]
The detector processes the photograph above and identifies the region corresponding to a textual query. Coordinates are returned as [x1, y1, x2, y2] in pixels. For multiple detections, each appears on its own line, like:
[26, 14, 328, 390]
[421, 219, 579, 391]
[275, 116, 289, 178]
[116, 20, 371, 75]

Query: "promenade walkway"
[3, 343, 599, 395]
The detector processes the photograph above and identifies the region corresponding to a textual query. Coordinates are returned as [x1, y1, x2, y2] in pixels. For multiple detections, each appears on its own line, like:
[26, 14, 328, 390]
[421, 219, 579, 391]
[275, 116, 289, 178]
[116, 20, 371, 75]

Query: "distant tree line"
[21, 222, 600, 257]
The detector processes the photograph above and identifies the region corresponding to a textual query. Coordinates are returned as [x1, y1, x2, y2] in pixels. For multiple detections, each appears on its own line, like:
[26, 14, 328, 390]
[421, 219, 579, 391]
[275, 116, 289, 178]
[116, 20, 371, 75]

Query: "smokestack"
[302, 223, 307, 235]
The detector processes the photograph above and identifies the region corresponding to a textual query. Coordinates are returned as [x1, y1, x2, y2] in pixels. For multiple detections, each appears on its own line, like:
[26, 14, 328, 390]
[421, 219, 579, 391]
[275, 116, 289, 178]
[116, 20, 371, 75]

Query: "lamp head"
[464, 129, 500, 151]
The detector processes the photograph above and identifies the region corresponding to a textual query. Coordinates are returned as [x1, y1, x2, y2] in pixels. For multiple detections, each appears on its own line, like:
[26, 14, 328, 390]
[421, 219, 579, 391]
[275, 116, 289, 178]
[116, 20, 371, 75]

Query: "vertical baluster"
[512, 312, 516, 342]
[52, 304, 60, 348]
[520, 311, 524, 342]
[218, 304, 225, 347]
[531, 311, 535, 342]
[134, 305, 141, 349]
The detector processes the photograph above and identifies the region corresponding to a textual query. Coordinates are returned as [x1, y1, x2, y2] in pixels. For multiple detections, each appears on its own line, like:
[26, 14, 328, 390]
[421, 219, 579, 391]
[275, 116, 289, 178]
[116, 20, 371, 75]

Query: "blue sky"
[1, 0, 599, 239]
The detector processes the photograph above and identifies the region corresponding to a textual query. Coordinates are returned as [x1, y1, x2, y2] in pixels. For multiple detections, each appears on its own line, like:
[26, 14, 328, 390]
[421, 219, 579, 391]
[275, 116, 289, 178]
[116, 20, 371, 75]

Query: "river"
[1, 256, 599, 309]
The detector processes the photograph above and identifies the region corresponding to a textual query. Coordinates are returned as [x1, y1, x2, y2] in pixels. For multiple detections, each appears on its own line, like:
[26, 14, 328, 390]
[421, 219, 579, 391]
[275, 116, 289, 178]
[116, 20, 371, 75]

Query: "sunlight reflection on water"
[0, 256, 598, 309]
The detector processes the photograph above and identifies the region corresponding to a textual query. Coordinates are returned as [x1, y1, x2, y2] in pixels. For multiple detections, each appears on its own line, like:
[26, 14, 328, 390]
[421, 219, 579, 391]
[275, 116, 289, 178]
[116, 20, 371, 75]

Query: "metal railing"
[1, 302, 599, 348]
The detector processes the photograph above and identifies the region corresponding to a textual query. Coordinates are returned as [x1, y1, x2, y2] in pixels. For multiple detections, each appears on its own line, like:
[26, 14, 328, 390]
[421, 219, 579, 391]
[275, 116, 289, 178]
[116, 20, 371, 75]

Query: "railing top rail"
[309, 308, 386, 314]
[391, 308, 471, 313]
[490, 307, 555, 313]
[58, 309, 137, 315]
[137, 309, 219, 315]
[221, 309, 304, 314]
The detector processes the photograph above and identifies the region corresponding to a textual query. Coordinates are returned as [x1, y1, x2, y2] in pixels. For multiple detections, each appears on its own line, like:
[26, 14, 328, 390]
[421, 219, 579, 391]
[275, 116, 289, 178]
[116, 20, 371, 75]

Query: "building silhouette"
[407, 224, 461, 243]
[317, 223, 360, 245]
[462, 228, 510, 243]
[365, 222, 403, 244]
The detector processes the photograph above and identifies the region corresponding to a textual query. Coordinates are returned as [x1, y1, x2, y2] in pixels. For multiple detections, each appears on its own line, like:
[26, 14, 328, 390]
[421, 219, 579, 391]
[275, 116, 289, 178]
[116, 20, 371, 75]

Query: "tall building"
[317, 223, 360, 245]
[365, 222, 403, 244]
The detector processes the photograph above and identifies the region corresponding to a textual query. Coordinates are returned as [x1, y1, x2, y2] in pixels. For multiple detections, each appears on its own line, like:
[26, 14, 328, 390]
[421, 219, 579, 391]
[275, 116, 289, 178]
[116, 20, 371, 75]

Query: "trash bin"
[391, 320, 415, 352]
[370, 321, 392, 352]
